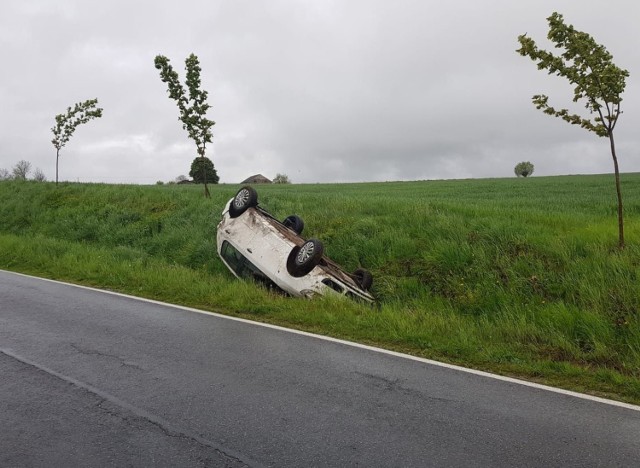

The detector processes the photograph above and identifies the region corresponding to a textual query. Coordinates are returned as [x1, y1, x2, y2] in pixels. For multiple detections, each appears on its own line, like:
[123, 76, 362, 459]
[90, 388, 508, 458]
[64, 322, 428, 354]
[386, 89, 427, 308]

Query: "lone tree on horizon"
[517, 12, 629, 248]
[514, 161, 534, 178]
[189, 156, 219, 184]
[273, 173, 291, 184]
[154, 53, 216, 198]
[51, 99, 103, 186]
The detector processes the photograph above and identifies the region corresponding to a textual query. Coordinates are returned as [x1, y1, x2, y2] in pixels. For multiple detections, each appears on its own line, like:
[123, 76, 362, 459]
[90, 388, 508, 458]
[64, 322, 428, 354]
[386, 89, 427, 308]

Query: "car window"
[221, 241, 280, 291]
[220, 240, 245, 274]
[322, 278, 344, 294]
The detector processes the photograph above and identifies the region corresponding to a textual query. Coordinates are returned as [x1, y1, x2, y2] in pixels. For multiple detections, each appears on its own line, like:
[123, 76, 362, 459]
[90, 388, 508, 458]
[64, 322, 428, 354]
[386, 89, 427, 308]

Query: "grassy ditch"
[1, 175, 639, 403]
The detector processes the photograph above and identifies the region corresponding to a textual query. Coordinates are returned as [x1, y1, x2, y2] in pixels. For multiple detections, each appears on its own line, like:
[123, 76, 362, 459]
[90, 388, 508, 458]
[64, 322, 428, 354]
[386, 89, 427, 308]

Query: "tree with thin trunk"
[33, 168, 47, 182]
[517, 12, 629, 249]
[154, 54, 216, 198]
[51, 99, 103, 186]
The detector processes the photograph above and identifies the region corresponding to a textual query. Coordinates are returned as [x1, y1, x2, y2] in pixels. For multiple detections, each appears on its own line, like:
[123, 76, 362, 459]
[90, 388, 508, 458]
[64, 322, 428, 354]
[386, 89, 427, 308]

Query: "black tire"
[229, 186, 258, 218]
[287, 239, 324, 277]
[353, 268, 373, 291]
[283, 215, 304, 235]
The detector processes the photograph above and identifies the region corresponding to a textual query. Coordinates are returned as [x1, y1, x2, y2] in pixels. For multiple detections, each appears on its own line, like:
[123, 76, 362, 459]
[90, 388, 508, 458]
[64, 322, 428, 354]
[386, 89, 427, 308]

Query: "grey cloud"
[1, 0, 639, 184]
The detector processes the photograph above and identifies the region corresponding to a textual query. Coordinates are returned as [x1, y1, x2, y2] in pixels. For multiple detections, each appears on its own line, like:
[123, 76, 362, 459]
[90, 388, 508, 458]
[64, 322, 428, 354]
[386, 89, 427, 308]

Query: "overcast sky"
[1, 0, 639, 184]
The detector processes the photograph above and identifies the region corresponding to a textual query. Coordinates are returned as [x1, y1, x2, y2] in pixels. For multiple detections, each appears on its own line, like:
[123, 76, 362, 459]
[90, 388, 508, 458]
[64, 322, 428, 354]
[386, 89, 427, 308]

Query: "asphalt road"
[1, 269, 639, 467]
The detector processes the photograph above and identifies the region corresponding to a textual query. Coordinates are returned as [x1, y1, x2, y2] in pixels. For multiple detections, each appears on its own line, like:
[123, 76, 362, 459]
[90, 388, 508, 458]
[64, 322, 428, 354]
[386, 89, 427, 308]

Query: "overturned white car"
[216, 186, 375, 304]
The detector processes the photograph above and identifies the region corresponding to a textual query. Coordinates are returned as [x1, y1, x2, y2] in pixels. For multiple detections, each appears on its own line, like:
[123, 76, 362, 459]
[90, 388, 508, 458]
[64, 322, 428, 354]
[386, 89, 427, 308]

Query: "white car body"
[216, 197, 375, 304]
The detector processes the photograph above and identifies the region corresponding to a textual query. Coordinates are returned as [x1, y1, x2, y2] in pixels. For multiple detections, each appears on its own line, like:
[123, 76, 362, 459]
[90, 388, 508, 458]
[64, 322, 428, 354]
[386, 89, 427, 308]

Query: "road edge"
[3, 268, 639, 413]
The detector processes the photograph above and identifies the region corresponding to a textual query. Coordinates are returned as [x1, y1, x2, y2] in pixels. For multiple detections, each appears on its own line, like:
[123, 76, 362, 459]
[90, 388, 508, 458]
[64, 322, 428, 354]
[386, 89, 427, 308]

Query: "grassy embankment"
[0, 175, 639, 403]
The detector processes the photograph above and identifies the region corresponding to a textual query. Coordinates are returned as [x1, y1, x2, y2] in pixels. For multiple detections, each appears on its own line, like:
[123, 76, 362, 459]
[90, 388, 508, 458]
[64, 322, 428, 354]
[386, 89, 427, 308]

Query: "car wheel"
[283, 215, 304, 235]
[229, 186, 258, 218]
[353, 268, 373, 291]
[287, 239, 324, 277]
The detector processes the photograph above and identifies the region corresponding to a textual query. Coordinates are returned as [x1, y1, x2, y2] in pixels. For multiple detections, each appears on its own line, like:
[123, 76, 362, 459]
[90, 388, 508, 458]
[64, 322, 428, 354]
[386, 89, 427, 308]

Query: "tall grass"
[1, 175, 639, 402]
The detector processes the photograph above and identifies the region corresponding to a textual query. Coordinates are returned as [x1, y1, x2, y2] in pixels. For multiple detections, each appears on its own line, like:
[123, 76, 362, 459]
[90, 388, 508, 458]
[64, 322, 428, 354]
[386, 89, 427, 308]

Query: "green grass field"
[1, 174, 639, 403]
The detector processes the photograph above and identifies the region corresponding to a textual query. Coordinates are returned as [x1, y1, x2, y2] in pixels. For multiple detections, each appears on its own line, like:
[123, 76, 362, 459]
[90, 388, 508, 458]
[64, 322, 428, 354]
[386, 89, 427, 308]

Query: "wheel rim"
[296, 242, 314, 264]
[234, 189, 250, 209]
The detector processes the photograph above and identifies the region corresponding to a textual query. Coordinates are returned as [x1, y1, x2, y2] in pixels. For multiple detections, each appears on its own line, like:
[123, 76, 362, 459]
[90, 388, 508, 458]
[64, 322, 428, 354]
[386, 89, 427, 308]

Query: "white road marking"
[3, 269, 640, 413]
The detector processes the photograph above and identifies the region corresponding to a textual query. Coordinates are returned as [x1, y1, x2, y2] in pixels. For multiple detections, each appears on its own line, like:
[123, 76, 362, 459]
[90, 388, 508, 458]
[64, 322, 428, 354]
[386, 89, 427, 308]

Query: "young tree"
[517, 12, 629, 248]
[12, 160, 31, 180]
[154, 54, 216, 198]
[51, 99, 103, 186]
[0, 168, 10, 180]
[273, 173, 291, 184]
[33, 168, 47, 182]
[189, 156, 219, 184]
[514, 161, 534, 178]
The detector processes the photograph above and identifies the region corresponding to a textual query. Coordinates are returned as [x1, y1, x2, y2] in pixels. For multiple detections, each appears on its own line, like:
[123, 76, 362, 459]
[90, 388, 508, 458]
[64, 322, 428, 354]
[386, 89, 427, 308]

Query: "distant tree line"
[0, 160, 47, 182]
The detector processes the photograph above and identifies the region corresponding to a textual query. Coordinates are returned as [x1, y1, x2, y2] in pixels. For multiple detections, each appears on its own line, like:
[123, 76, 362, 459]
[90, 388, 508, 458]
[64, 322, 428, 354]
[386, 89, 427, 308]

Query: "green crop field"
[1, 174, 639, 403]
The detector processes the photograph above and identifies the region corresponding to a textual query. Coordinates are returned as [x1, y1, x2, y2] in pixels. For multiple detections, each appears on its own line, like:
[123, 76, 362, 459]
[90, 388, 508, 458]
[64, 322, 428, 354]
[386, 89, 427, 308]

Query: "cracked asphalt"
[0, 351, 249, 468]
[1, 269, 640, 467]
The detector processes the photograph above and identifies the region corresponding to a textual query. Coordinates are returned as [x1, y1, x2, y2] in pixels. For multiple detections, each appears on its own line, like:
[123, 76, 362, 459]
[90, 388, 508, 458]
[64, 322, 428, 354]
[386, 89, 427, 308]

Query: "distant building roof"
[241, 174, 272, 184]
